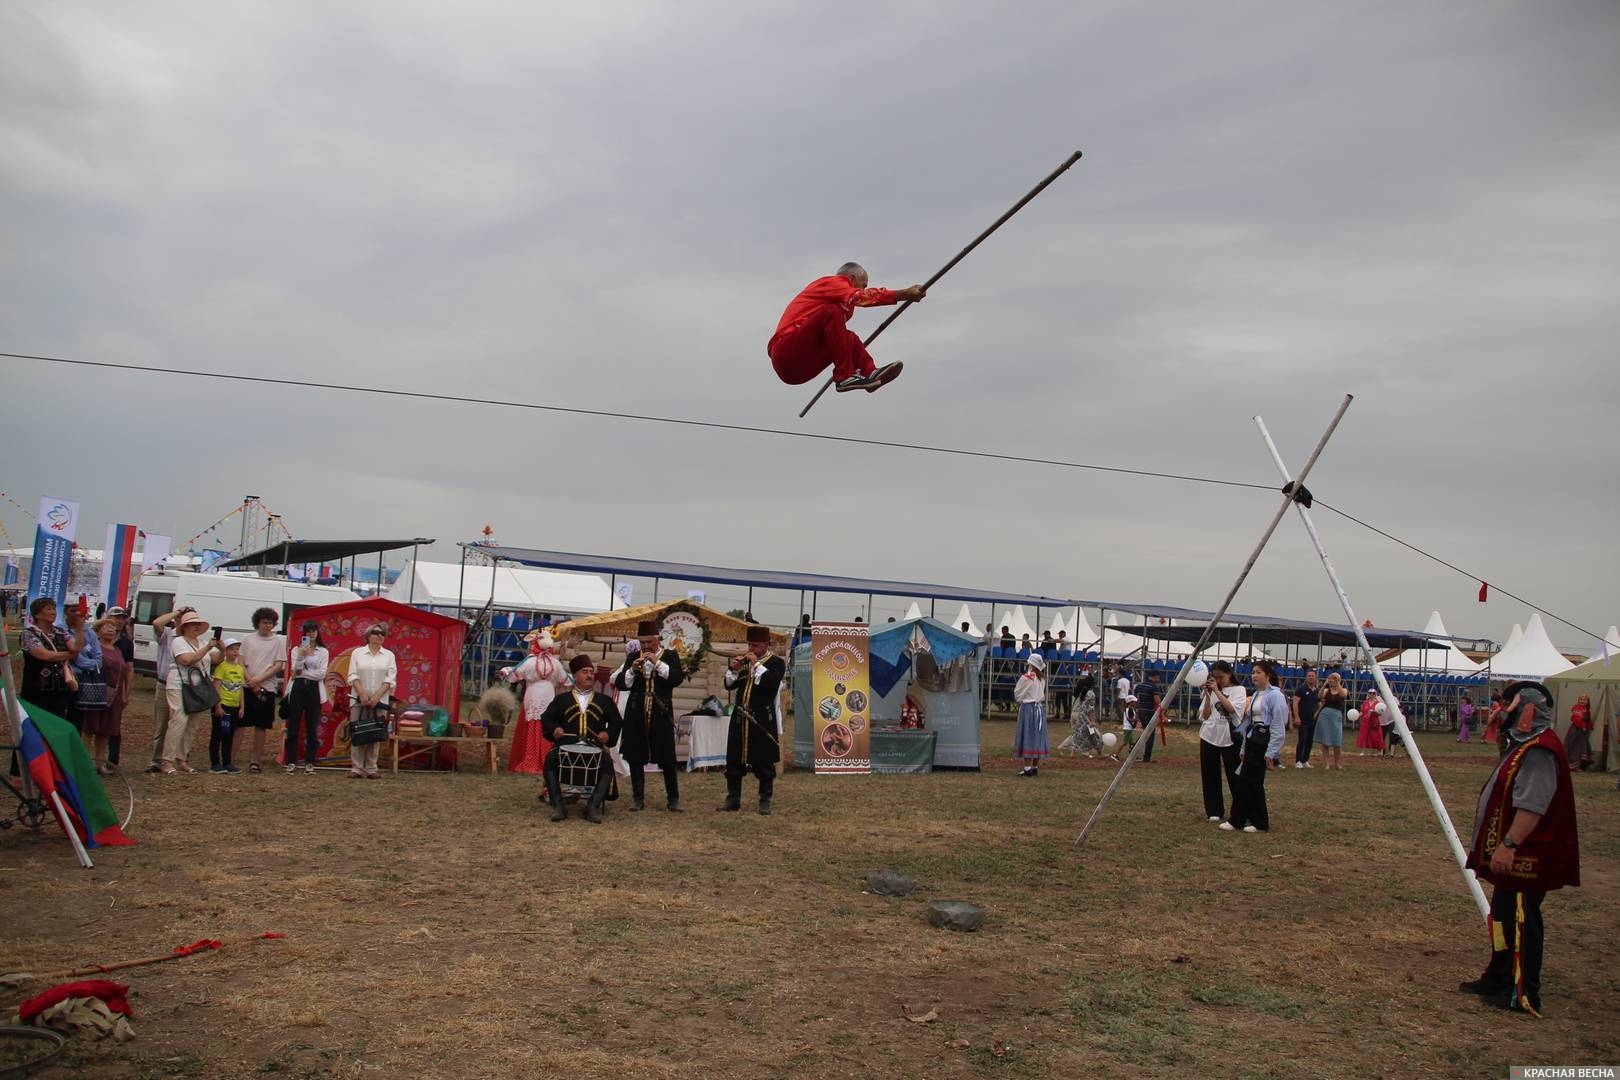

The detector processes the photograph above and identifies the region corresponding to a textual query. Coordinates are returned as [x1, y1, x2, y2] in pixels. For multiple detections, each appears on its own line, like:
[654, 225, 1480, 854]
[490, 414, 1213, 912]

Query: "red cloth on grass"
[19, 980, 131, 1021]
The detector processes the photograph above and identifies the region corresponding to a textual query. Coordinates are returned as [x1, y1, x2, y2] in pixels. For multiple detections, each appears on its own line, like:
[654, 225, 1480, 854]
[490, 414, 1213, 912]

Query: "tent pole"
[1076, 394, 1354, 849]
[609, 575, 616, 610]
[456, 544, 468, 622]
[1254, 416, 1489, 919]
[747, 586, 753, 619]
[410, 543, 419, 603]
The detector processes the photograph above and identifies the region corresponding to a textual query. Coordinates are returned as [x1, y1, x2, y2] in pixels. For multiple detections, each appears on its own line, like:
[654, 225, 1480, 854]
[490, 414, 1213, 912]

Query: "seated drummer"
[539, 653, 623, 824]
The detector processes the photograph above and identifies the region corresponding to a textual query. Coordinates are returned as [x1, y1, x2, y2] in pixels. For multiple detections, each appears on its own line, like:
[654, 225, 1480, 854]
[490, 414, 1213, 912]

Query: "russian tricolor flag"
[15, 699, 135, 848]
[100, 522, 139, 611]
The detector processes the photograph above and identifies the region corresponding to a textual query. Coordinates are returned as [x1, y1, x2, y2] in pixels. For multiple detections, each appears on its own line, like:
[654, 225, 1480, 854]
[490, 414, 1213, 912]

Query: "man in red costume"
[769, 263, 926, 393]
[1459, 680, 1580, 1016]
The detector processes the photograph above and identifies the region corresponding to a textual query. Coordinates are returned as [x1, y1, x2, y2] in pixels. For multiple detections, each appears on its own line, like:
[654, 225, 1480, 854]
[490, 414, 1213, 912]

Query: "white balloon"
[1102, 732, 1119, 749]
[1375, 701, 1388, 716]
[1347, 709, 1360, 722]
[1186, 661, 1209, 689]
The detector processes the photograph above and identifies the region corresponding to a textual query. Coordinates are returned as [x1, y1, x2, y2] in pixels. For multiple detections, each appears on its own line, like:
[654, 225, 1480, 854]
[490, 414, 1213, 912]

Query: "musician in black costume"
[718, 624, 785, 815]
[612, 619, 686, 812]
[540, 653, 623, 824]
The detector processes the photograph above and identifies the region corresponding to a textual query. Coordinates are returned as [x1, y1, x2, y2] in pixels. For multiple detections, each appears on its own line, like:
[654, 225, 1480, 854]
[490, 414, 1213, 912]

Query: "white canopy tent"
[902, 601, 923, 621]
[950, 602, 981, 637]
[1546, 651, 1620, 771]
[1488, 613, 1573, 681]
[387, 559, 625, 616]
[1386, 610, 1483, 674]
[999, 605, 1036, 643]
[1590, 626, 1620, 665]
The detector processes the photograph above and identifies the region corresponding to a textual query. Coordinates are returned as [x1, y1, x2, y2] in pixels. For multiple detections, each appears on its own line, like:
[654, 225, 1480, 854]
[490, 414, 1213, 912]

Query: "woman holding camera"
[283, 620, 328, 774]
[1197, 660, 1246, 822]
[162, 611, 221, 774]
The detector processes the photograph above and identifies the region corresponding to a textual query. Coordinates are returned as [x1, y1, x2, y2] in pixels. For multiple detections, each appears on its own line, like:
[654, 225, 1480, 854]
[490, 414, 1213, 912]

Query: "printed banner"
[26, 495, 80, 612]
[197, 548, 230, 574]
[810, 622, 871, 774]
[138, 533, 172, 579]
[98, 523, 139, 610]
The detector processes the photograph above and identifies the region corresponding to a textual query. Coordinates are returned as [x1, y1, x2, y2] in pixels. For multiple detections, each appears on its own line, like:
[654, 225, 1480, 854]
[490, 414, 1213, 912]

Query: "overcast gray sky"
[3, 1, 1617, 648]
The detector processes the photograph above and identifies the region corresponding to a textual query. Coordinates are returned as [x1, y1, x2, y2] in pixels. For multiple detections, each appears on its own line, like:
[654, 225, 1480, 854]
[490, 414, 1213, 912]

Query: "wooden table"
[389, 735, 500, 774]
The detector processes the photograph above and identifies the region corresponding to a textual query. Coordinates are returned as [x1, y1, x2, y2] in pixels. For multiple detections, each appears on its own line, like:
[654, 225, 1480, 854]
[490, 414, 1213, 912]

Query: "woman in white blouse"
[346, 624, 397, 779]
[284, 620, 329, 774]
[1197, 660, 1246, 822]
[162, 610, 221, 774]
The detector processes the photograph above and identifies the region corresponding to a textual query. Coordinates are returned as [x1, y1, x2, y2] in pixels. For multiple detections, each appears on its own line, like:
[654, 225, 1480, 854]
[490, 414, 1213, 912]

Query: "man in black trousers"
[540, 654, 622, 824]
[718, 625, 784, 815]
[613, 619, 686, 812]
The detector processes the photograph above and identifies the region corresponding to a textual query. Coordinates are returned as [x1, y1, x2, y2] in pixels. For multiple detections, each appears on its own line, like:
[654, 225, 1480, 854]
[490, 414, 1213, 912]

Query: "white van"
[131, 570, 360, 672]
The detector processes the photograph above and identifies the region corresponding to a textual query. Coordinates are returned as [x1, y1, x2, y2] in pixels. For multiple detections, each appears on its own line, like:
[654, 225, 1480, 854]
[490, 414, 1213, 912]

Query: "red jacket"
[770, 275, 897, 349]
[1466, 728, 1580, 891]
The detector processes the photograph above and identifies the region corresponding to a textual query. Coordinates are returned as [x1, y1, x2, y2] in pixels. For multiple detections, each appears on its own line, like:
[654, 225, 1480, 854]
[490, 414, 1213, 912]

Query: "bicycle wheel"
[109, 769, 136, 831]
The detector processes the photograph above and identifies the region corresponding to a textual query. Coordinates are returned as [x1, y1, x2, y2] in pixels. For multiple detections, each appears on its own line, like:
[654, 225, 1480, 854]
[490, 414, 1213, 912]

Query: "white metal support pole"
[1254, 416, 1490, 919]
[1075, 394, 1356, 848]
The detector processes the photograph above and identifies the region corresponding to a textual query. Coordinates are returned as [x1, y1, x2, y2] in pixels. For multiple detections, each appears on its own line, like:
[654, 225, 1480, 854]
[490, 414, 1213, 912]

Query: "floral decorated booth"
[284, 596, 467, 768]
[550, 601, 791, 769]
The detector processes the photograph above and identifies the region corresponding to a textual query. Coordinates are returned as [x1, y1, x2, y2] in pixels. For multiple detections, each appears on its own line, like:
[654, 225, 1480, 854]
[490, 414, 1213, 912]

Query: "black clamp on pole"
[1281, 480, 1314, 508]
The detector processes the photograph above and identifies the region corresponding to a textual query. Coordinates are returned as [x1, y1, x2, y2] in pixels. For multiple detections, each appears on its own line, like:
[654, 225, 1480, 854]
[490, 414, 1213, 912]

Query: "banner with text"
[810, 622, 871, 774]
[26, 495, 80, 612]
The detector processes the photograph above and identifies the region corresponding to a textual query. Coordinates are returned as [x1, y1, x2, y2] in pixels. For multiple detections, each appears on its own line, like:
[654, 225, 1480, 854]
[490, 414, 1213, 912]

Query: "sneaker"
[1304, 762, 1314, 769]
[835, 374, 875, 393]
[224, 765, 241, 774]
[1208, 816, 1223, 822]
[144, 763, 162, 775]
[1218, 822, 1236, 831]
[1242, 825, 1260, 834]
[304, 764, 317, 774]
[863, 361, 904, 392]
[210, 765, 227, 774]
[284, 764, 297, 774]
[1294, 761, 1305, 769]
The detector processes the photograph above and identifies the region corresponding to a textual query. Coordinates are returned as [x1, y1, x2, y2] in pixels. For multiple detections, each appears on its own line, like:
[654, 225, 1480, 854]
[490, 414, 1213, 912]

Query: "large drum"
[556, 742, 604, 797]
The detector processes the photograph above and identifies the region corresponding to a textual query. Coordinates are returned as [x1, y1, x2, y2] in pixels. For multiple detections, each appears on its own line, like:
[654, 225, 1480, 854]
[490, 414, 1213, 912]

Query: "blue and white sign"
[26, 495, 80, 612]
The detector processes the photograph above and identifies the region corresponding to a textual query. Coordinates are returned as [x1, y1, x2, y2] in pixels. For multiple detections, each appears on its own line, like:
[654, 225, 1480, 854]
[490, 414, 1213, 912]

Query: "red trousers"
[769, 305, 876, 385]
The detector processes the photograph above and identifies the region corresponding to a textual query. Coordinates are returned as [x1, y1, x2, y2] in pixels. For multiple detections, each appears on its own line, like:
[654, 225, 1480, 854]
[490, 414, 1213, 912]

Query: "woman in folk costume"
[1354, 688, 1385, 754]
[1482, 691, 1507, 749]
[500, 629, 570, 774]
[1013, 654, 1049, 777]
[1563, 694, 1594, 772]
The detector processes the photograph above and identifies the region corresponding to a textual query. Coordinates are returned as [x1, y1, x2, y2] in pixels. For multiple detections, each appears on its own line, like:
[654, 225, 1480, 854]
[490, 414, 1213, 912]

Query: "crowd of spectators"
[17, 600, 396, 778]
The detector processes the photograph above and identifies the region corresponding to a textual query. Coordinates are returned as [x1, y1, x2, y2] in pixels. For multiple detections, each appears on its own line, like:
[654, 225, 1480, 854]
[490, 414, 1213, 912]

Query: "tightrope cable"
[5, 349, 1605, 650]
[2, 351, 1276, 492]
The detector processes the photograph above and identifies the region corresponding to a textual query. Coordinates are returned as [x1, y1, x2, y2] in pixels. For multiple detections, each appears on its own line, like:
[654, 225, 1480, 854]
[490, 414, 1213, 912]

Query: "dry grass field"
[3, 671, 1617, 1079]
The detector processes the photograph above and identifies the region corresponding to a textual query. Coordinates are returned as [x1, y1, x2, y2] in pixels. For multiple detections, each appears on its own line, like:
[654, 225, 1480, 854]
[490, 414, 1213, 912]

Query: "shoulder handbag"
[75, 664, 110, 709]
[348, 703, 388, 746]
[180, 662, 221, 713]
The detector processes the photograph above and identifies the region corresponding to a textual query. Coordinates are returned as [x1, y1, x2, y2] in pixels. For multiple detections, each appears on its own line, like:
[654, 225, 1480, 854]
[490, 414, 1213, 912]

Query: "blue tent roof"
[472, 544, 1075, 609]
